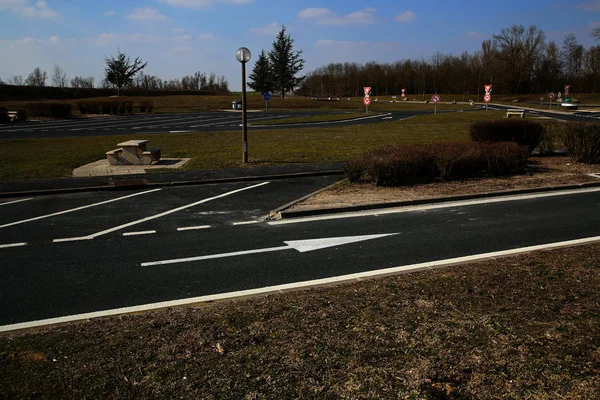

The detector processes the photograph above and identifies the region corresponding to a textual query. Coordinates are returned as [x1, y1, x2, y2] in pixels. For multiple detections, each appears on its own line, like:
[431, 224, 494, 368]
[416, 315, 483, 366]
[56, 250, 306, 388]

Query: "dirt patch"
[291, 156, 600, 211]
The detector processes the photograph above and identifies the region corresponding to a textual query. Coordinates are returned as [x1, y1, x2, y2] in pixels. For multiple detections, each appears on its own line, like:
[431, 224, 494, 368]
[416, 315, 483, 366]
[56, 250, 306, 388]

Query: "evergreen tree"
[248, 50, 273, 94]
[268, 25, 305, 98]
[104, 51, 147, 96]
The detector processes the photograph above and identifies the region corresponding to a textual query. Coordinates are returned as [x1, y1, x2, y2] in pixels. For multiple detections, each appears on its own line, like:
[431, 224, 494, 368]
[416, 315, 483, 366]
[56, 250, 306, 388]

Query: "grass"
[0, 111, 563, 182]
[252, 112, 373, 125]
[1, 243, 599, 398]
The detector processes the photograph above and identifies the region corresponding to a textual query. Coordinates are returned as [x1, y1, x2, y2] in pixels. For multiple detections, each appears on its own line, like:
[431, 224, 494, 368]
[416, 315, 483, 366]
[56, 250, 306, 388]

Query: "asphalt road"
[0, 110, 427, 139]
[2, 180, 600, 327]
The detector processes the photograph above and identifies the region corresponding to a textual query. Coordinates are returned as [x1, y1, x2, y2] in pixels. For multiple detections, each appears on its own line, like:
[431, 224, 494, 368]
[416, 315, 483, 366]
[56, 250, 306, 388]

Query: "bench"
[106, 140, 161, 166]
[506, 109, 525, 118]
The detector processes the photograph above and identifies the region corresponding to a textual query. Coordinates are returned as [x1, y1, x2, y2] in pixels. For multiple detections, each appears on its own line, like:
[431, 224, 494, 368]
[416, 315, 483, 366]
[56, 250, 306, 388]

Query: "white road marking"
[271, 187, 600, 225]
[0, 189, 161, 229]
[177, 225, 211, 231]
[82, 182, 270, 239]
[123, 230, 156, 236]
[5, 234, 600, 332]
[0, 242, 27, 249]
[382, 117, 393, 120]
[170, 131, 193, 133]
[142, 233, 396, 267]
[53, 237, 93, 243]
[232, 221, 260, 226]
[0, 198, 33, 207]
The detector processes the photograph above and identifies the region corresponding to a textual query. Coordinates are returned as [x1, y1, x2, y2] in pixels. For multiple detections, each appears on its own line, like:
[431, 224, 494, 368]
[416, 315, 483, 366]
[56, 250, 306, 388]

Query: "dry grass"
[1, 244, 599, 398]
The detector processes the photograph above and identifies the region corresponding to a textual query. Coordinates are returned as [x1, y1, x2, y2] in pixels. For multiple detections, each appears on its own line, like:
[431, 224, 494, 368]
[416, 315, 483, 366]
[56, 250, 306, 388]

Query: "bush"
[561, 122, 600, 164]
[138, 100, 154, 113]
[345, 142, 530, 186]
[0, 107, 8, 123]
[27, 102, 72, 118]
[470, 119, 545, 153]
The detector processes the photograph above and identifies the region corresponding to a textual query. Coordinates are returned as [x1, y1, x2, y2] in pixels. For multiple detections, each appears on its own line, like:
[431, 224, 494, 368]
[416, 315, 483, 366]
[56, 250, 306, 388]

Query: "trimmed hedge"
[76, 99, 133, 115]
[27, 102, 72, 118]
[346, 142, 530, 186]
[470, 119, 545, 152]
[562, 122, 600, 164]
[138, 100, 154, 113]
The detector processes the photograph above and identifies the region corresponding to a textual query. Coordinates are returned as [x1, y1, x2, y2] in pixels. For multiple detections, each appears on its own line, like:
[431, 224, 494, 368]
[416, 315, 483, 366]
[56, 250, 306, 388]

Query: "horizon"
[0, 0, 598, 91]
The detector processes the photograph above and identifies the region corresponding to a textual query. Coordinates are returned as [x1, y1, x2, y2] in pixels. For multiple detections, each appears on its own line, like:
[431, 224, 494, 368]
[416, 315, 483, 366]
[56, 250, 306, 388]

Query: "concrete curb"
[274, 180, 600, 219]
[0, 169, 345, 198]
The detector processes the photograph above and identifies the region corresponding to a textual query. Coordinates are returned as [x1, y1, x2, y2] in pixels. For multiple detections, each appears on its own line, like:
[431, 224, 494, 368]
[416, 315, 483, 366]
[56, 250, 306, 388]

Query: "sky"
[0, 0, 598, 91]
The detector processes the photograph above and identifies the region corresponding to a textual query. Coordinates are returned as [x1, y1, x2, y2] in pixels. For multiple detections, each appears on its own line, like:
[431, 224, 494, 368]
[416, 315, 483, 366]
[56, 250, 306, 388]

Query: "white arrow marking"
[141, 233, 398, 267]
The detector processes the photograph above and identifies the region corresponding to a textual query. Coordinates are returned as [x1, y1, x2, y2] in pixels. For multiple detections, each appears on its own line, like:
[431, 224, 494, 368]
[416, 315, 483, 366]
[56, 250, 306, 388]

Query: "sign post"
[363, 87, 371, 114]
[263, 92, 271, 110]
[401, 88, 406, 99]
[236, 47, 252, 164]
[431, 94, 440, 114]
[548, 92, 556, 109]
[484, 85, 492, 111]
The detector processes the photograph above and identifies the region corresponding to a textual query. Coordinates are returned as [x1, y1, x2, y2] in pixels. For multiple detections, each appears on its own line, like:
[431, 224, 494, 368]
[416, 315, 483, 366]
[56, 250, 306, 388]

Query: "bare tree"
[70, 76, 95, 89]
[562, 34, 584, 88]
[8, 76, 24, 85]
[24, 67, 48, 87]
[52, 65, 68, 87]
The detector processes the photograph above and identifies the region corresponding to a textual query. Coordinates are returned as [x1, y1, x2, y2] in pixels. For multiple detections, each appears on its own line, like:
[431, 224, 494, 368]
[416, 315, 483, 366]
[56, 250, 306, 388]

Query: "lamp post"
[236, 47, 251, 163]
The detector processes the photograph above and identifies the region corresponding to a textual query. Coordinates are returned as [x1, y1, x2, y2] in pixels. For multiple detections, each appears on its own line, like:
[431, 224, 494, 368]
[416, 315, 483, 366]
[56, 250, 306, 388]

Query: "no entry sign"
[363, 97, 371, 106]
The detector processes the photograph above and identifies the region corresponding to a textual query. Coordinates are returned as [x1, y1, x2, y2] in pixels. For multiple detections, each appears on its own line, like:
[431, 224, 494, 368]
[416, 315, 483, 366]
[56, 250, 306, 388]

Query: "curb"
[0, 169, 345, 198]
[274, 180, 600, 219]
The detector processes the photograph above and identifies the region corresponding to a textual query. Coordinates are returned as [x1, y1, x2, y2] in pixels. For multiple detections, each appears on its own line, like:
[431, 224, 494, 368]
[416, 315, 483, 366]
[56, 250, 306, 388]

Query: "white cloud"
[395, 11, 416, 22]
[249, 22, 280, 35]
[316, 39, 369, 47]
[466, 31, 484, 38]
[158, 0, 254, 9]
[577, 1, 600, 11]
[103, 10, 116, 16]
[199, 33, 215, 39]
[127, 8, 170, 22]
[0, 0, 59, 18]
[298, 7, 376, 26]
[1, 35, 60, 48]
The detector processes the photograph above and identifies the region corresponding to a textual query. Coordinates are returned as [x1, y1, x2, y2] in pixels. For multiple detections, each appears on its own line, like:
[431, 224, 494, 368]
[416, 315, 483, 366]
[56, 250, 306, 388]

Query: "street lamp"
[236, 47, 251, 163]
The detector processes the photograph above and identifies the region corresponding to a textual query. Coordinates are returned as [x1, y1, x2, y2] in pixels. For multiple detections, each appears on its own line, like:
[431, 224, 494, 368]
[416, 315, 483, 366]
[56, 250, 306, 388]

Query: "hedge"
[346, 142, 530, 186]
[562, 122, 600, 164]
[470, 119, 545, 152]
[27, 102, 72, 118]
[76, 99, 133, 115]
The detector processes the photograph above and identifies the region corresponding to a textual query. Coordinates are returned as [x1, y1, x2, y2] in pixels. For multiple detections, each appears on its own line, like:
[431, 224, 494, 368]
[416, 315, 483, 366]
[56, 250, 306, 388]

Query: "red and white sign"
[484, 94, 492, 103]
[401, 89, 406, 97]
[564, 85, 570, 96]
[363, 97, 371, 106]
[364, 87, 371, 96]
[548, 92, 556, 100]
[484, 85, 493, 94]
[431, 94, 441, 103]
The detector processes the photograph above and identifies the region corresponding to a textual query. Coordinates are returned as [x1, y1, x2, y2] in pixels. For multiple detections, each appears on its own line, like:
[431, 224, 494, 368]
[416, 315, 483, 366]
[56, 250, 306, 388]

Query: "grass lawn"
[1, 243, 598, 398]
[0, 111, 528, 182]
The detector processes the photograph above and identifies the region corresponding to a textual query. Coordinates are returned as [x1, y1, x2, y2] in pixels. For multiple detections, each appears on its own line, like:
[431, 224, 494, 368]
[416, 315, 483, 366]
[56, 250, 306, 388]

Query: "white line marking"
[270, 187, 600, 225]
[53, 237, 93, 243]
[233, 221, 260, 226]
[84, 182, 270, 239]
[177, 225, 211, 231]
[0, 198, 33, 207]
[5, 234, 600, 332]
[169, 131, 192, 133]
[123, 230, 156, 236]
[0, 242, 27, 249]
[0, 189, 161, 229]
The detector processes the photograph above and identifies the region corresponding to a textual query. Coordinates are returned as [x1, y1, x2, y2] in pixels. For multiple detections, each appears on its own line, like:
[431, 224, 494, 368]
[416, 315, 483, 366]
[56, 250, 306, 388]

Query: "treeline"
[296, 25, 600, 98]
[128, 71, 229, 91]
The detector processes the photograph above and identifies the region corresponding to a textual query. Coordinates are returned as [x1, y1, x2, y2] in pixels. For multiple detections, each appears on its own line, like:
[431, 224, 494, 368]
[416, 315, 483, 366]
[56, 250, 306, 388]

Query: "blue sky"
[0, 0, 597, 90]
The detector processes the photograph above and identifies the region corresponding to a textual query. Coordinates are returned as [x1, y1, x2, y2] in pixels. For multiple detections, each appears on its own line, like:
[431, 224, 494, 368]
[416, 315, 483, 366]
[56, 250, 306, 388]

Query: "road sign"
[364, 87, 371, 96]
[263, 92, 271, 101]
[363, 97, 371, 106]
[401, 89, 406, 97]
[484, 85, 492, 94]
[548, 92, 556, 100]
[431, 95, 441, 103]
[484, 94, 491, 103]
[564, 85, 570, 96]
[392, 96, 397, 99]
[558, 92, 562, 99]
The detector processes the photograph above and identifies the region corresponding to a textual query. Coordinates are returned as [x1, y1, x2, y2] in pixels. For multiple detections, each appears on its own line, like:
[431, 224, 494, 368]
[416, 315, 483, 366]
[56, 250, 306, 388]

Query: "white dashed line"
[177, 225, 211, 231]
[232, 221, 260, 226]
[0, 198, 33, 207]
[123, 230, 156, 237]
[0, 242, 27, 249]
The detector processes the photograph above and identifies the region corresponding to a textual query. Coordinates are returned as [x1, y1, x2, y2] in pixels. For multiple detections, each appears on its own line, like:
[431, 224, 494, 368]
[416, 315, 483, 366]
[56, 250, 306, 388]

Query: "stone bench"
[106, 140, 161, 166]
[506, 109, 525, 118]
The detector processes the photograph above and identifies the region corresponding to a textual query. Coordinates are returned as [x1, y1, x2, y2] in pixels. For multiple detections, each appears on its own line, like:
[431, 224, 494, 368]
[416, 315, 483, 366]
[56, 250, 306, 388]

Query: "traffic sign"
[364, 87, 371, 96]
[484, 94, 491, 103]
[564, 85, 570, 96]
[548, 92, 556, 100]
[431, 95, 441, 103]
[401, 89, 406, 97]
[558, 92, 562, 99]
[263, 92, 271, 101]
[363, 97, 371, 106]
[484, 85, 492, 94]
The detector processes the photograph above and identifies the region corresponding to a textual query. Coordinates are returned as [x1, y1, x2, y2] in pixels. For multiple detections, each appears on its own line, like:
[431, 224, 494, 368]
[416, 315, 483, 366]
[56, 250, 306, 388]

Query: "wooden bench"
[506, 109, 525, 118]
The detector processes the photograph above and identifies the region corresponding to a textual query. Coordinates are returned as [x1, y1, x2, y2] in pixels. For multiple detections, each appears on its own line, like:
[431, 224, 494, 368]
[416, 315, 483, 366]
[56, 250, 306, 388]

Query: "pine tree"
[248, 50, 273, 95]
[105, 51, 147, 96]
[268, 25, 305, 98]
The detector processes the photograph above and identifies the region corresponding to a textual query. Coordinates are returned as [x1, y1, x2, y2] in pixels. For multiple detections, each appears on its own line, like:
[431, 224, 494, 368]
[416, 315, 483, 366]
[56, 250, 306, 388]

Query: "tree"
[562, 34, 584, 87]
[591, 27, 600, 41]
[24, 67, 48, 87]
[52, 65, 68, 87]
[104, 50, 147, 96]
[71, 76, 95, 89]
[8, 76, 23, 85]
[248, 50, 273, 94]
[268, 25, 305, 98]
